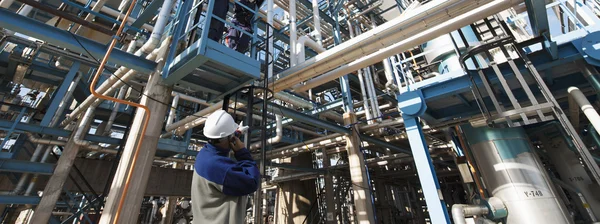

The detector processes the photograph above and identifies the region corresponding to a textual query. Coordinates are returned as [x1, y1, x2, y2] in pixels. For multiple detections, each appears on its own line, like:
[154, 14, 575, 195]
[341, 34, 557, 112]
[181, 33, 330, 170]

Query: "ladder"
[459, 16, 600, 185]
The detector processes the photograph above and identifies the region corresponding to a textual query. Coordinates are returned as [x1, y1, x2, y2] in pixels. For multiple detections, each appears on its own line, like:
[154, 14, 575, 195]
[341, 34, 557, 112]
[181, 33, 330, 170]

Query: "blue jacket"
[191, 143, 261, 223]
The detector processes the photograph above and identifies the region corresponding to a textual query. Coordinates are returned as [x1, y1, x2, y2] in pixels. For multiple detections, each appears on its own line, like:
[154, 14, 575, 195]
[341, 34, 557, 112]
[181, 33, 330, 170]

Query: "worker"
[191, 109, 260, 223]
[207, 0, 229, 42]
[225, 0, 265, 53]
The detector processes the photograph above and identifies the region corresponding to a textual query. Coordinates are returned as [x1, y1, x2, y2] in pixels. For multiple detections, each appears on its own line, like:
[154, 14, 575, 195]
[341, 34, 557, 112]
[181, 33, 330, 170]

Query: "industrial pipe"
[289, 0, 298, 66]
[273, 0, 461, 91]
[104, 86, 127, 135]
[71, 0, 154, 31]
[296, 35, 325, 63]
[569, 87, 600, 132]
[291, 0, 522, 92]
[451, 204, 489, 224]
[251, 115, 283, 150]
[61, 0, 174, 126]
[73, 107, 103, 151]
[311, 0, 322, 44]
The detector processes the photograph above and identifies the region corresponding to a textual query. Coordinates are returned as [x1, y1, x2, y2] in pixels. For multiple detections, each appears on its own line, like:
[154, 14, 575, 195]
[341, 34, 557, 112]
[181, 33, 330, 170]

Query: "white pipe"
[250, 115, 282, 150]
[61, 34, 172, 127]
[569, 86, 600, 132]
[72, 0, 154, 31]
[74, 0, 109, 34]
[451, 204, 489, 224]
[0, 0, 14, 8]
[364, 67, 381, 121]
[296, 35, 326, 63]
[103, 86, 127, 135]
[289, 0, 297, 66]
[358, 68, 373, 122]
[167, 94, 180, 128]
[292, 0, 522, 92]
[73, 107, 103, 151]
[311, 0, 322, 44]
[174, 91, 210, 106]
[61, 0, 174, 126]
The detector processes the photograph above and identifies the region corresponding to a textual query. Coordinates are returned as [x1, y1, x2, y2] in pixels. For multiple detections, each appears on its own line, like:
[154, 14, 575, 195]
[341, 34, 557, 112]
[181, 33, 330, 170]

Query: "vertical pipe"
[311, 0, 322, 44]
[569, 87, 600, 132]
[104, 86, 127, 135]
[289, 0, 297, 66]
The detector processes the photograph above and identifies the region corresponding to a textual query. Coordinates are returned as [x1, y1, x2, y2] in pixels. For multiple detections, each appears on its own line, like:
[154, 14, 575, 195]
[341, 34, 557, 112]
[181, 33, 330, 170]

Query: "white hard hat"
[203, 110, 238, 139]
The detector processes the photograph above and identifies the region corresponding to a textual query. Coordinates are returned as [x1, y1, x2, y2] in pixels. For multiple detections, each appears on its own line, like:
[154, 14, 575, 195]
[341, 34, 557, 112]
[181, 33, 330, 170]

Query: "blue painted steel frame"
[41, 62, 80, 127]
[0, 159, 55, 175]
[0, 9, 156, 73]
[0, 108, 26, 149]
[397, 90, 450, 223]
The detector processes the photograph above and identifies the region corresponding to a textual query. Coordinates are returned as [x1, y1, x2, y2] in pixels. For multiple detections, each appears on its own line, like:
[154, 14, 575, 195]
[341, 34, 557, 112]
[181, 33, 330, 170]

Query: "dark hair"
[208, 136, 230, 145]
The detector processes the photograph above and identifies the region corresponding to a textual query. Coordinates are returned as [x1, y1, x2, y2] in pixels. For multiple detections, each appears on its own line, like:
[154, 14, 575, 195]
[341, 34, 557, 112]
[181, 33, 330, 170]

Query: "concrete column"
[99, 71, 171, 224]
[30, 135, 81, 223]
[343, 112, 375, 224]
[321, 150, 336, 224]
[275, 153, 318, 224]
[161, 162, 183, 224]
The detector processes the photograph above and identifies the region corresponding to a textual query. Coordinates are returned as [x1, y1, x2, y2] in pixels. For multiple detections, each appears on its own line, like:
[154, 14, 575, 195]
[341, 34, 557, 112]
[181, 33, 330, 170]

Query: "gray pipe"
[451, 204, 489, 224]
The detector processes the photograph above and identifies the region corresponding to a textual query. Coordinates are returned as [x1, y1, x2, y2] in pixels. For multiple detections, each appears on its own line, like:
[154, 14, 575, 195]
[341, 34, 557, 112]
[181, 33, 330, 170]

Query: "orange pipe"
[86, 0, 149, 223]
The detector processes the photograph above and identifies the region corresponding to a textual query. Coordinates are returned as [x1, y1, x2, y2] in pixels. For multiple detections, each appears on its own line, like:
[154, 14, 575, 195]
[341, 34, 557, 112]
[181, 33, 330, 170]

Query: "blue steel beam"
[41, 62, 80, 126]
[0, 159, 55, 175]
[0, 9, 156, 73]
[0, 195, 42, 205]
[0, 120, 121, 145]
[525, 0, 550, 37]
[418, 41, 582, 102]
[130, 0, 165, 29]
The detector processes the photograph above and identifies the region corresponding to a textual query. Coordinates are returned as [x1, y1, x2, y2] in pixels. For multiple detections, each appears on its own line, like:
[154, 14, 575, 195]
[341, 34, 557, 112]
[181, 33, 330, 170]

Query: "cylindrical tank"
[422, 26, 478, 74]
[535, 125, 600, 219]
[461, 125, 573, 224]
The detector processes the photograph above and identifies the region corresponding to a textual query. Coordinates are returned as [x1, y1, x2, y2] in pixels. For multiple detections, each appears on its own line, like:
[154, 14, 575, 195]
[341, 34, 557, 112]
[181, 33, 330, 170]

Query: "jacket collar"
[204, 143, 231, 156]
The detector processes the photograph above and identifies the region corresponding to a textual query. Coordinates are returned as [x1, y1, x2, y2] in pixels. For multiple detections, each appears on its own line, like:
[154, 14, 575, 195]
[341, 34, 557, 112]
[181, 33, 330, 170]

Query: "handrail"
[86, 0, 149, 223]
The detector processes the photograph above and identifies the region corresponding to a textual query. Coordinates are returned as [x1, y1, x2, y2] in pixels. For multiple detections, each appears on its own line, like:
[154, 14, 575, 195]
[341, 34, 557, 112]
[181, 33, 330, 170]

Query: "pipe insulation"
[283, 0, 523, 92]
[60, 0, 174, 126]
[451, 204, 489, 224]
[569, 87, 600, 132]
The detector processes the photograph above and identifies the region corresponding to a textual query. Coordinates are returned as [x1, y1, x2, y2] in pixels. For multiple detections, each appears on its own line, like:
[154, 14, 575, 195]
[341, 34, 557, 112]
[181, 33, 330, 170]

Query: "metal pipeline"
[289, 0, 298, 66]
[451, 204, 489, 224]
[104, 86, 127, 135]
[311, 0, 321, 44]
[569, 87, 600, 132]
[60, 0, 174, 126]
[84, 0, 149, 222]
[250, 115, 282, 150]
[73, 107, 103, 151]
[288, 0, 523, 92]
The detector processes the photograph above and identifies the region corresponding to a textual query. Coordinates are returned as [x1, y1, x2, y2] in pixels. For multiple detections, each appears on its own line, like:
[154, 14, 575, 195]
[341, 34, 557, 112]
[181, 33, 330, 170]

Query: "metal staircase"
[458, 17, 600, 185]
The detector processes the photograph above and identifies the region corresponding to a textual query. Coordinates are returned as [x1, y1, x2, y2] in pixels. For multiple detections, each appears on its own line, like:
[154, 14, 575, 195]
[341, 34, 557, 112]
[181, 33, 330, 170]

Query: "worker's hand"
[230, 136, 245, 152]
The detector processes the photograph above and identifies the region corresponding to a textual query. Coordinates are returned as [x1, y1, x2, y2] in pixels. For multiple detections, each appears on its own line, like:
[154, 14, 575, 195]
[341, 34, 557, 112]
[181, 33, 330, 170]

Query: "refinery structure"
[2, 0, 600, 223]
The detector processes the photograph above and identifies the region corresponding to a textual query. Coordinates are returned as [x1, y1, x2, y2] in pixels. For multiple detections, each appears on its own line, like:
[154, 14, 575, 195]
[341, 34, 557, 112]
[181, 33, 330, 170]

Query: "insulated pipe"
[104, 86, 127, 135]
[267, 0, 274, 79]
[291, 0, 523, 92]
[251, 115, 282, 150]
[26, 133, 66, 146]
[296, 35, 325, 63]
[72, 0, 154, 31]
[451, 204, 489, 224]
[311, 0, 321, 44]
[61, 0, 174, 126]
[289, 0, 297, 66]
[167, 94, 180, 128]
[73, 107, 103, 151]
[74, 0, 109, 34]
[569, 87, 600, 132]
